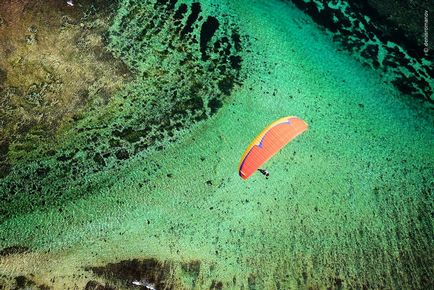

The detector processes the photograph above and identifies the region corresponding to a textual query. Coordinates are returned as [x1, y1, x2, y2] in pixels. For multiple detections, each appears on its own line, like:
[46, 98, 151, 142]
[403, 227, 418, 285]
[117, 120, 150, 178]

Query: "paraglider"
[238, 116, 308, 180]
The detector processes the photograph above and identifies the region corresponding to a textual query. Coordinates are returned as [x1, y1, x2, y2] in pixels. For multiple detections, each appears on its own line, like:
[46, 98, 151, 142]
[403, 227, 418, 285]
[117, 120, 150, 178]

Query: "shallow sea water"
[0, 0, 433, 289]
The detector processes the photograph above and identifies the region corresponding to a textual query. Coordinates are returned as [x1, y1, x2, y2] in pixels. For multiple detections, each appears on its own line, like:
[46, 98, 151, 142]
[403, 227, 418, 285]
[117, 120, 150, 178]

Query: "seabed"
[0, 0, 433, 289]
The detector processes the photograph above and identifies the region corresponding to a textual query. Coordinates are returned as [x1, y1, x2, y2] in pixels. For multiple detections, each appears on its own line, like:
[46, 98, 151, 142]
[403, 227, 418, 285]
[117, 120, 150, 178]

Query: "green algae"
[1, 0, 433, 289]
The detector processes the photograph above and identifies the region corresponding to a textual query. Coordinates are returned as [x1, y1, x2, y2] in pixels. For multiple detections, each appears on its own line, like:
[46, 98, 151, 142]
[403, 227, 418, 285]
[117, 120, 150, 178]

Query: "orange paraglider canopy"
[238, 116, 308, 180]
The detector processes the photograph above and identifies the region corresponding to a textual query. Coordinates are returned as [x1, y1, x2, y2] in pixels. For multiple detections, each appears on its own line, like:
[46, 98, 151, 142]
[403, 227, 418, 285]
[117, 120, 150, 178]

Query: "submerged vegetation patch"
[0, 274, 50, 290]
[86, 258, 175, 289]
[0, 0, 245, 221]
[86, 258, 237, 290]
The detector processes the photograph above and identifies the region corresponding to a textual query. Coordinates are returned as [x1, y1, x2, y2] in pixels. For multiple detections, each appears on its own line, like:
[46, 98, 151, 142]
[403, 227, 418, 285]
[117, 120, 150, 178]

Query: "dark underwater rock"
[200, 16, 220, 60]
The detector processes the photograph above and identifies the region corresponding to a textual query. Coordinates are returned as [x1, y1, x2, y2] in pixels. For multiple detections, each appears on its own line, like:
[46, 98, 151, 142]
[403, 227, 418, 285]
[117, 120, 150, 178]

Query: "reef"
[0, 0, 245, 221]
[286, 0, 434, 105]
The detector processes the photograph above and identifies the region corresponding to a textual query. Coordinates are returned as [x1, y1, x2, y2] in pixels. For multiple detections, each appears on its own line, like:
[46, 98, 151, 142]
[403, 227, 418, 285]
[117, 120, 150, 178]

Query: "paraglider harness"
[258, 169, 269, 178]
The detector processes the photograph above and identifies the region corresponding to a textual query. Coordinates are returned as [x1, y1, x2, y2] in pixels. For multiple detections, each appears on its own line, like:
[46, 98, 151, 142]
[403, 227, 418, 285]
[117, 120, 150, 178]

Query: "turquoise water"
[0, 0, 433, 289]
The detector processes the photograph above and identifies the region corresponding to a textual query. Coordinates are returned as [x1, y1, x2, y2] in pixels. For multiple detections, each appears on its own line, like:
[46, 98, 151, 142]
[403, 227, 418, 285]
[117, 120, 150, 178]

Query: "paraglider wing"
[238, 116, 308, 180]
